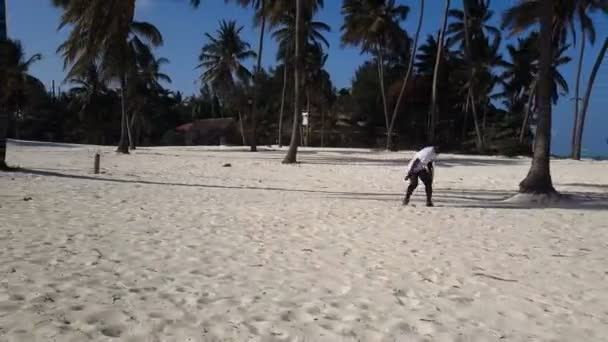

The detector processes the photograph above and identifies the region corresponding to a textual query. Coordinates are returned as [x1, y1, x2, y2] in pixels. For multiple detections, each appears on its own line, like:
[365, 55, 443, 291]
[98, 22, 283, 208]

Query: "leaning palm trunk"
[127, 113, 134, 150]
[376, 48, 389, 141]
[519, 81, 536, 144]
[519, 0, 556, 194]
[573, 37, 608, 160]
[0, 111, 7, 169]
[428, 0, 450, 144]
[571, 28, 585, 158]
[282, 0, 301, 164]
[238, 111, 247, 145]
[117, 79, 129, 154]
[129, 111, 140, 150]
[387, 0, 424, 150]
[250, 0, 265, 152]
[468, 89, 483, 151]
[278, 64, 287, 147]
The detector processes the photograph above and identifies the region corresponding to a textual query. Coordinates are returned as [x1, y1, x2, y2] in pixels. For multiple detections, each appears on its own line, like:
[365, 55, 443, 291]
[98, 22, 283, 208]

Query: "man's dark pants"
[403, 169, 433, 205]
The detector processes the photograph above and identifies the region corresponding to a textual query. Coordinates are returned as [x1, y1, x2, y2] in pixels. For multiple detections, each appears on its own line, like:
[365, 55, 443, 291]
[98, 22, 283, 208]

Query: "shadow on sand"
[12, 168, 608, 211]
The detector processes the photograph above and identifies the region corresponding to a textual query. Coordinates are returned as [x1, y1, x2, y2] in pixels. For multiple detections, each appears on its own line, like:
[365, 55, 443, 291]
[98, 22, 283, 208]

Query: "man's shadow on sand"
[9, 168, 608, 211]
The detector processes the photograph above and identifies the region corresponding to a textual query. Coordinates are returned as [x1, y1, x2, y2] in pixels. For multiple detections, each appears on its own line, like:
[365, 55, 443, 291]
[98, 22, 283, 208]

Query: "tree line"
[1, 0, 607, 195]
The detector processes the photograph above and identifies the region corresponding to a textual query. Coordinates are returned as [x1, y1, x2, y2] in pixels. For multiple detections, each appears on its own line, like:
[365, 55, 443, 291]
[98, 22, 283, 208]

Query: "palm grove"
[1, 0, 607, 195]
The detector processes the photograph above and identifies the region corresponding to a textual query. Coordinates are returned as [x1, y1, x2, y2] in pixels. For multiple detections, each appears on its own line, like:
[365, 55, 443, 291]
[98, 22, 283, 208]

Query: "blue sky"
[5, 0, 608, 157]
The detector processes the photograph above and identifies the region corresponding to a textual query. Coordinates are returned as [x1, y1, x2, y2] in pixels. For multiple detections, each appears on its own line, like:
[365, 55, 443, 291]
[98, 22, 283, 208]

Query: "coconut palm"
[128, 55, 172, 149]
[197, 19, 256, 138]
[388, 0, 424, 150]
[273, 9, 330, 147]
[504, 0, 557, 195]
[224, 0, 269, 151]
[572, 1, 608, 159]
[501, 0, 608, 159]
[574, 36, 608, 159]
[67, 63, 110, 145]
[56, 0, 164, 153]
[282, 0, 326, 164]
[340, 0, 410, 147]
[0, 39, 42, 169]
[428, 0, 450, 144]
[446, 0, 500, 49]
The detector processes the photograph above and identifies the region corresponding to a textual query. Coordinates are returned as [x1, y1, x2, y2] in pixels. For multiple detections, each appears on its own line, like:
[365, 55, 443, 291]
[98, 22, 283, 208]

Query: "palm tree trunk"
[571, 28, 585, 158]
[376, 48, 389, 137]
[321, 106, 325, 148]
[116, 79, 129, 154]
[128, 112, 136, 150]
[519, 0, 555, 194]
[282, 0, 301, 164]
[278, 64, 287, 147]
[428, 0, 450, 144]
[250, 0, 265, 152]
[461, 93, 470, 142]
[388, 0, 424, 151]
[574, 37, 608, 160]
[469, 88, 483, 152]
[0, 111, 8, 169]
[519, 81, 536, 144]
[306, 87, 311, 147]
[238, 111, 247, 145]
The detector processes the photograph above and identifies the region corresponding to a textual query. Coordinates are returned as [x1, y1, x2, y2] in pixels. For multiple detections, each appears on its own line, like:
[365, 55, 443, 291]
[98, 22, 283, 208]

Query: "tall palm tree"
[273, 9, 330, 147]
[572, 1, 608, 159]
[225, 0, 268, 152]
[428, 0, 450, 144]
[501, 0, 607, 159]
[505, 0, 557, 195]
[197, 19, 256, 136]
[282, 0, 303, 164]
[67, 63, 109, 145]
[388, 0, 424, 150]
[574, 36, 608, 159]
[0, 39, 42, 169]
[282, 0, 326, 164]
[341, 0, 409, 148]
[128, 55, 172, 149]
[55, 0, 164, 154]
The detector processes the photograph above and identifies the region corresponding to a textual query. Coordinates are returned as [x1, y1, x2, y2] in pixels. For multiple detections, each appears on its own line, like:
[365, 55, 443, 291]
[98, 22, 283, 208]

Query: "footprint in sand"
[100, 325, 123, 338]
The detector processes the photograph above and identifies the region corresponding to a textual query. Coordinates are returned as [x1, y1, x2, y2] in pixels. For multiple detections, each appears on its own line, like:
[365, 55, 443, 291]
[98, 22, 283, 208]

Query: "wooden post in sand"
[94, 153, 100, 174]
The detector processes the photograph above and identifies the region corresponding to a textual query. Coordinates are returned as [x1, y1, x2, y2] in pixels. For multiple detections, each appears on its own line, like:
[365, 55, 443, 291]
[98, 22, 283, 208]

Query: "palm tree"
[225, 0, 268, 152]
[341, 0, 409, 148]
[572, 1, 608, 159]
[282, 0, 326, 164]
[128, 55, 172, 149]
[574, 36, 608, 159]
[457, 35, 503, 151]
[282, 0, 303, 164]
[501, 0, 608, 159]
[56, 0, 164, 154]
[67, 63, 109, 145]
[388, 0, 424, 150]
[505, 0, 557, 195]
[0, 39, 42, 169]
[273, 9, 330, 147]
[446, 0, 500, 48]
[197, 19, 256, 138]
[428, 0, 450, 144]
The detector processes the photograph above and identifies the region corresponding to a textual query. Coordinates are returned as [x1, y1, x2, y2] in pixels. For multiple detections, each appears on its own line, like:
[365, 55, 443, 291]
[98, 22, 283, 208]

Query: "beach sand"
[1, 140, 608, 341]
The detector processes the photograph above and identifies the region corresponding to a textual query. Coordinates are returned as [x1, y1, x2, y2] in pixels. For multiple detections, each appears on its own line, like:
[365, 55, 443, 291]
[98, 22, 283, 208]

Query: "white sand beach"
[1, 140, 608, 342]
